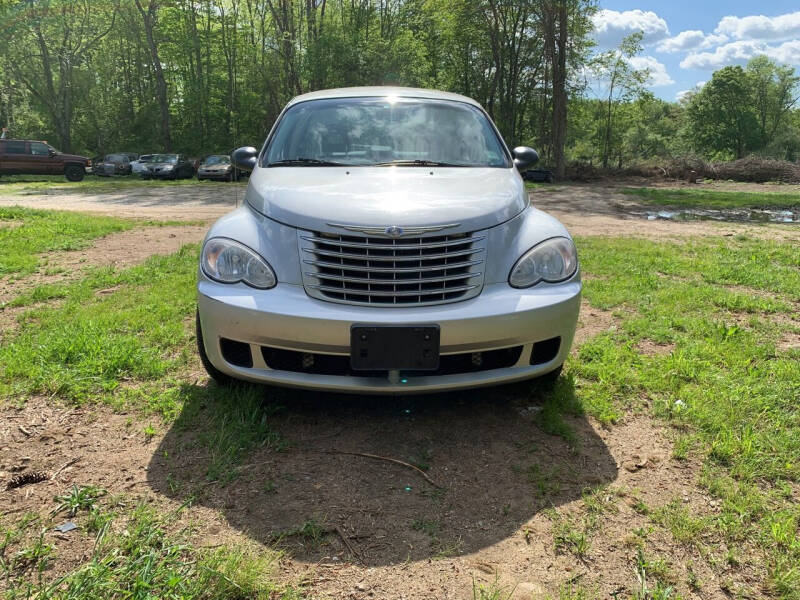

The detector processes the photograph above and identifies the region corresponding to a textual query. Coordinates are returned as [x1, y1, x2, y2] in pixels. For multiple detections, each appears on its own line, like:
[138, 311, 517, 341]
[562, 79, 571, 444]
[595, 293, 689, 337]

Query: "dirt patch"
[0, 184, 240, 222]
[531, 183, 800, 242]
[636, 340, 676, 356]
[574, 300, 618, 347]
[778, 330, 800, 351]
[0, 225, 206, 306]
[0, 377, 760, 599]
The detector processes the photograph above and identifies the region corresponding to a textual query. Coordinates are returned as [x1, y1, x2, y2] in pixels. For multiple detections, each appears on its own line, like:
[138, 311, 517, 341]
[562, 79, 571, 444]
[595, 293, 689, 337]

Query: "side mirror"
[232, 146, 258, 172]
[512, 146, 539, 172]
[49, 148, 56, 156]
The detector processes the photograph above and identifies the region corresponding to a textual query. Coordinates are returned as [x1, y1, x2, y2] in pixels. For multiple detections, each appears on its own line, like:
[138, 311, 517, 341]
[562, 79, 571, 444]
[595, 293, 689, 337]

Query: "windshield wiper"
[267, 157, 344, 167]
[373, 159, 469, 167]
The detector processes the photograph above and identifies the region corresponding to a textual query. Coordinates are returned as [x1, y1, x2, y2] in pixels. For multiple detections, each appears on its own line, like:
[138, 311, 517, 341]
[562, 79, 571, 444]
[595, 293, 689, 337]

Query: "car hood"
[245, 167, 526, 235]
[200, 164, 230, 170]
[146, 162, 176, 169]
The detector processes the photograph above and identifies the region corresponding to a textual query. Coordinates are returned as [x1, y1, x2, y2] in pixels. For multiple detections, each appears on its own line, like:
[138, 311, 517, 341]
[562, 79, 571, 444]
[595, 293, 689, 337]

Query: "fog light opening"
[530, 337, 561, 365]
[219, 338, 253, 368]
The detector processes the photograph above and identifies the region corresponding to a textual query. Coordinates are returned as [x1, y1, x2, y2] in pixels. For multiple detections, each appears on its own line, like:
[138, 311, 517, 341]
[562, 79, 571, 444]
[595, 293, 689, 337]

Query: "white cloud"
[675, 82, 705, 102]
[657, 30, 728, 53]
[681, 40, 800, 70]
[628, 55, 675, 86]
[715, 11, 800, 41]
[593, 9, 669, 48]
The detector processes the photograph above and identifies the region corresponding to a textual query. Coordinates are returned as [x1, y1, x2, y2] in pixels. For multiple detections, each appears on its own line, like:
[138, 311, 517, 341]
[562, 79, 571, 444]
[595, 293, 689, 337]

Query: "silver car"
[131, 154, 154, 175]
[196, 87, 580, 393]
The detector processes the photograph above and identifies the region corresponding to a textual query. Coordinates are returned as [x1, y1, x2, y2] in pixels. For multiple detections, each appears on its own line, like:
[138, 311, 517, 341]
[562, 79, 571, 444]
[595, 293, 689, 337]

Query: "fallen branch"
[334, 525, 362, 563]
[51, 457, 80, 481]
[327, 449, 441, 488]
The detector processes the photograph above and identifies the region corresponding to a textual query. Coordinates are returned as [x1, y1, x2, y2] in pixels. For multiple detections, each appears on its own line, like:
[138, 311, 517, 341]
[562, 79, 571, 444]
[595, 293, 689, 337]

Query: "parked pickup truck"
[0, 139, 91, 181]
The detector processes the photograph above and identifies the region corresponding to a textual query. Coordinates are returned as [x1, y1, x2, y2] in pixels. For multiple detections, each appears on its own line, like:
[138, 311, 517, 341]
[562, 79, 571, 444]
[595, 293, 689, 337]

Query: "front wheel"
[64, 165, 85, 182]
[196, 310, 233, 386]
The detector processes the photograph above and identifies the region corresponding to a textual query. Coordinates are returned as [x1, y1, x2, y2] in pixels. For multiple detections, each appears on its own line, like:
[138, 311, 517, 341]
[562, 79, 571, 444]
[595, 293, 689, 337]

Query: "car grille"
[299, 229, 487, 306]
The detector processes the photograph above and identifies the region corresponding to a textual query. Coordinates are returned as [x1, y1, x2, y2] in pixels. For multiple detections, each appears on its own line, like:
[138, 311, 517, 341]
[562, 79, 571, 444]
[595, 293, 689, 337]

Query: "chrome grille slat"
[308, 284, 478, 297]
[303, 258, 483, 273]
[303, 272, 482, 285]
[301, 235, 486, 250]
[299, 229, 487, 306]
[308, 247, 483, 262]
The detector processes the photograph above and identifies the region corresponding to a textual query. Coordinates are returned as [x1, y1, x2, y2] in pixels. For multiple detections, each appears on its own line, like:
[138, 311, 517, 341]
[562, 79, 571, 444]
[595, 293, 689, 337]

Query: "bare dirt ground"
[0, 183, 244, 221]
[2, 180, 797, 242]
[1, 180, 793, 598]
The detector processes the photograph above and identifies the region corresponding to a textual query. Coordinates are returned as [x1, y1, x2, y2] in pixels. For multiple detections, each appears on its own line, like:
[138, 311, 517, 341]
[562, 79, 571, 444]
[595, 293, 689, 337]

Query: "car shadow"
[146, 377, 617, 566]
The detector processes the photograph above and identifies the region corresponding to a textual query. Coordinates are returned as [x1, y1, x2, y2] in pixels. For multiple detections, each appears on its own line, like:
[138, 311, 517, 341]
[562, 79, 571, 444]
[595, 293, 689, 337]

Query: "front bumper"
[197, 278, 581, 393]
[142, 169, 175, 179]
[198, 169, 231, 180]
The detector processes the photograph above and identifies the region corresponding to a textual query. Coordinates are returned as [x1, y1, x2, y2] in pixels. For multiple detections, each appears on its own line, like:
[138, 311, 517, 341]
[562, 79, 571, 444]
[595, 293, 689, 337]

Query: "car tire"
[64, 165, 85, 182]
[196, 309, 234, 387]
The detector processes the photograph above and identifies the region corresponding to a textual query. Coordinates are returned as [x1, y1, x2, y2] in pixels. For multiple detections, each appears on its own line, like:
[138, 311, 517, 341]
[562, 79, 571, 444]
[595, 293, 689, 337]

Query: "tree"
[134, 0, 172, 151]
[590, 32, 650, 168]
[746, 56, 799, 150]
[0, 0, 117, 151]
[687, 65, 759, 159]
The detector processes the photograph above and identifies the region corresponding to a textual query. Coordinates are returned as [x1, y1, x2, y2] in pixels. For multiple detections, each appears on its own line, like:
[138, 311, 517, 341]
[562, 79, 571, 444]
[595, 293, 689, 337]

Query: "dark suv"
[0, 139, 90, 181]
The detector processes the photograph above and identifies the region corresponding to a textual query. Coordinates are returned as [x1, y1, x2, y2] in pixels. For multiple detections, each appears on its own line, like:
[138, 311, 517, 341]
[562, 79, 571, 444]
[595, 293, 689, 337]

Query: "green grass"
[1, 499, 299, 599]
[621, 187, 800, 209]
[0, 174, 240, 195]
[0, 206, 133, 278]
[571, 234, 799, 597]
[1, 216, 798, 596]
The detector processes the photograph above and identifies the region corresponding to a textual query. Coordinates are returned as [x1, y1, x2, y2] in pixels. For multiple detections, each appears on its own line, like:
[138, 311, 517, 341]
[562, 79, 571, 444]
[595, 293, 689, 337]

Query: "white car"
[196, 87, 580, 393]
[131, 154, 154, 175]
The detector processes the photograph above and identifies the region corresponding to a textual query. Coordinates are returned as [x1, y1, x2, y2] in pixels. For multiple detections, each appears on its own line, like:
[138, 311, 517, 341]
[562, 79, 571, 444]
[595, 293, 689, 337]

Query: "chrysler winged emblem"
[385, 225, 404, 237]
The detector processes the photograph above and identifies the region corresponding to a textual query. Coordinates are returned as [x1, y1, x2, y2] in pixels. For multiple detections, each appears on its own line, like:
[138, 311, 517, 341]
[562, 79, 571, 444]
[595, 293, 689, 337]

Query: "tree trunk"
[135, 0, 172, 152]
[551, 0, 568, 180]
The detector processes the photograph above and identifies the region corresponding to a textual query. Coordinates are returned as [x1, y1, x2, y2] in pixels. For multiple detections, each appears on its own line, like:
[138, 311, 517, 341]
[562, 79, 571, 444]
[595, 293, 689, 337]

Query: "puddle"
[636, 208, 799, 224]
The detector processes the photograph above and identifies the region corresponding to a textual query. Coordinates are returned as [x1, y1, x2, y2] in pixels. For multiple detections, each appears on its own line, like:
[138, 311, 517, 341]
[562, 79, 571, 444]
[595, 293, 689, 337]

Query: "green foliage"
[0, 0, 596, 158]
[687, 66, 760, 159]
[687, 58, 800, 160]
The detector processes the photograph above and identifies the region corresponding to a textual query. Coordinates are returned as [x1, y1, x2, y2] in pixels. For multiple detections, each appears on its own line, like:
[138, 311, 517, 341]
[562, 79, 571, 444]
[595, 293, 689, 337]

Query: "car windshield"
[264, 97, 509, 168]
[203, 155, 230, 165]
[139, 155, 154, 162]
[151, 154, 178, 164]
[107, 154, 128, 162]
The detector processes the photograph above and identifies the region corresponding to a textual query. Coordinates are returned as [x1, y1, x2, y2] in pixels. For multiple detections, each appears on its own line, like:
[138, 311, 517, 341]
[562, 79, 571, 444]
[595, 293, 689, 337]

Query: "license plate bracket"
[350, 325, 440, 371]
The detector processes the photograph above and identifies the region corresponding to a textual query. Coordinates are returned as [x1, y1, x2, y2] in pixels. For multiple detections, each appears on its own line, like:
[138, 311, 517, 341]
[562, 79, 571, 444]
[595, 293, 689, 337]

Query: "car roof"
[287, 86, 482, 109]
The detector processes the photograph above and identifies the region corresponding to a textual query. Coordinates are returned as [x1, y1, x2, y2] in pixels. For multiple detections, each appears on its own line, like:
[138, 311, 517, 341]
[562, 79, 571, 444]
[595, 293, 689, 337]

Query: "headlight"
[201, 238, 276, 289]
[508, 237, 578, 288]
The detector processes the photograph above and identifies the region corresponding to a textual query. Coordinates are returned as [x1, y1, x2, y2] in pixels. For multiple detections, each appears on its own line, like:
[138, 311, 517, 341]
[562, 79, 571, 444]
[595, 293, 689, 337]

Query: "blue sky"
[593, 1, 800, 101]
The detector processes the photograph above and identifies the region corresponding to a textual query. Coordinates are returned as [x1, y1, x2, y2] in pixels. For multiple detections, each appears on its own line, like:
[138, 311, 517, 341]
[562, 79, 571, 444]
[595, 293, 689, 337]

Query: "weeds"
[52, 485, 107, 517]
[472, 576, 514, 600]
